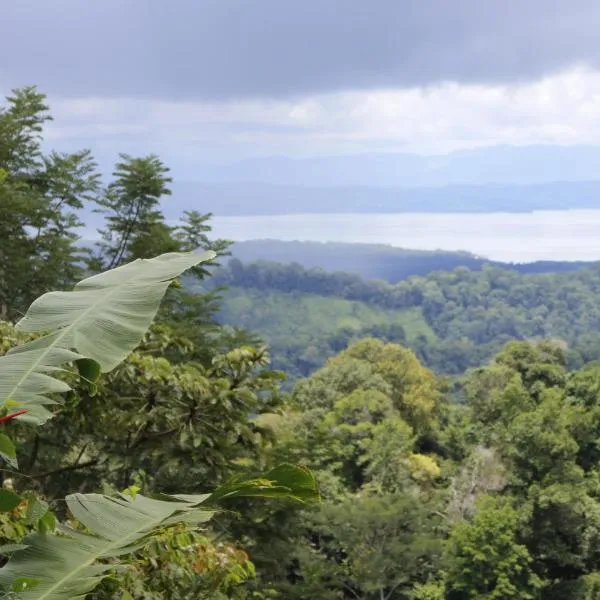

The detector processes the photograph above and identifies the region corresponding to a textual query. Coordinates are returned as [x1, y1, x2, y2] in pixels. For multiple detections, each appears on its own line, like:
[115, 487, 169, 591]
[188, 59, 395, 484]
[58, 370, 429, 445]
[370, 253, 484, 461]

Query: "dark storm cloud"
[2, 0, 600, 99]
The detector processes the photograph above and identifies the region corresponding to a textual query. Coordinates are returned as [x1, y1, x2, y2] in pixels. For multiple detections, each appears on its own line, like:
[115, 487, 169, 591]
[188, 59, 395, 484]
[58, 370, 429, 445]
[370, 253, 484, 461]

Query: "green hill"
[219, 287, 435, 379]
[229, 240, 594, 283]
[209, 259, 600, 380]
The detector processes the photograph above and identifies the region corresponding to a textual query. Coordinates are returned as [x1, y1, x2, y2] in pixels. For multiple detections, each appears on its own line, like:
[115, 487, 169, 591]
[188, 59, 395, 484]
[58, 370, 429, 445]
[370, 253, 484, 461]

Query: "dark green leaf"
[0, 433, 17, 469]
[210, 464, 319, 504]
[0, 489, 22, 512]
[75, 358, 101, 395]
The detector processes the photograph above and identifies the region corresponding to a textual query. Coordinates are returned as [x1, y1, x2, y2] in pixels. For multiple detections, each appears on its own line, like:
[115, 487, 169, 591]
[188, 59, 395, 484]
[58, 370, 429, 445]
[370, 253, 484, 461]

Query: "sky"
[2, 0, 600, 175]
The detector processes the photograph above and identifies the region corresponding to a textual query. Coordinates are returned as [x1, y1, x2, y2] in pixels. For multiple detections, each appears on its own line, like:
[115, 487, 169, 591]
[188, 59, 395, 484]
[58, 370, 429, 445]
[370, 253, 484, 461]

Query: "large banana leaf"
[0, 251, 214, 424]
[0, 465, 318, 599]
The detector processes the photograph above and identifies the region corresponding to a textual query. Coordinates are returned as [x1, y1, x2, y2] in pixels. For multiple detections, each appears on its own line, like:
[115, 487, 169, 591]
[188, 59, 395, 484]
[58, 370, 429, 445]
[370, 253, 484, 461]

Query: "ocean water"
[211, 210, 600, 263]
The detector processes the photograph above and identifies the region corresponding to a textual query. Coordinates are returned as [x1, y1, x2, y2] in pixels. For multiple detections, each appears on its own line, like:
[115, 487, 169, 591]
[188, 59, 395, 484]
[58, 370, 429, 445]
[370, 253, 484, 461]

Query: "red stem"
[0, 410, 28, 423]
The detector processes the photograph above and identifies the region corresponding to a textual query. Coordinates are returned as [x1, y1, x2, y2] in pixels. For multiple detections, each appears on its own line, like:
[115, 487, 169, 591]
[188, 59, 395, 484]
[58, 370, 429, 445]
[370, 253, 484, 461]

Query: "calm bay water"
[211, 210, 600, 263]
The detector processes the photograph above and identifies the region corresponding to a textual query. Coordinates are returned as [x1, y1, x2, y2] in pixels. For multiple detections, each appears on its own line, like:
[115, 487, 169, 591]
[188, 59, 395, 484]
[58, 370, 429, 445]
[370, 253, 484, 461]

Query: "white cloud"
[37, 66, 600, 160]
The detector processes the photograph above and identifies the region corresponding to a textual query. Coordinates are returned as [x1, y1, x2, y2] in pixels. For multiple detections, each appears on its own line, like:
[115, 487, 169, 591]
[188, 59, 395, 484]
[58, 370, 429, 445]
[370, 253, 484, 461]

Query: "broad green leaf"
[0, 492, 215, 599]
[0, 251, 215, 424]
[0, 490, 21, 512]
[0, 466, 318, 599]
[0, 433, 17, 468]
[0, 251, 318, 600]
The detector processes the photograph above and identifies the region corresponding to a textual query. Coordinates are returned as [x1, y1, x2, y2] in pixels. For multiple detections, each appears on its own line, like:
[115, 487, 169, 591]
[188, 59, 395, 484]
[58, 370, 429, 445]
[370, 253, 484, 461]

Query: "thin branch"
[27, 433, 40, 471]
[383, 581, 405, 600]
[341, 582, 361, 600]
[31, 458, 99, 479]
[130, 427, 179, 450]
[73, 443, 89, 467]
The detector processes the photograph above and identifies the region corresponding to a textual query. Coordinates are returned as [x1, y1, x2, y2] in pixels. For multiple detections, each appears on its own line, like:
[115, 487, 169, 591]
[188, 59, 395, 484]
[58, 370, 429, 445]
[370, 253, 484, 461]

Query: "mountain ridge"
[168, 179, 600, 216]
[190, 144, 600, 187]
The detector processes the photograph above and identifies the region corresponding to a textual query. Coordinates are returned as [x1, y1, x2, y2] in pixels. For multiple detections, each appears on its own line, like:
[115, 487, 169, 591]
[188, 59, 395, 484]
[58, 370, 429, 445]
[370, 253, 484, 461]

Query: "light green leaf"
[0, 492, 215, 599]
[0, 466, 318, 598]
[0, 251, 318, 600]
[0, 251, 215, 424]
[25, 499, 49, 525]
[36, 512, 56, 534]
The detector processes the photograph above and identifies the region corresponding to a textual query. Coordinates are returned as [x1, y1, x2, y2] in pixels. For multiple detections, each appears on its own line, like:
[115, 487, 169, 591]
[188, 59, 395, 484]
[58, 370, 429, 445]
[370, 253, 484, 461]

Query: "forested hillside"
[5, 86, 600, 600]
[209, 259, 600, 378]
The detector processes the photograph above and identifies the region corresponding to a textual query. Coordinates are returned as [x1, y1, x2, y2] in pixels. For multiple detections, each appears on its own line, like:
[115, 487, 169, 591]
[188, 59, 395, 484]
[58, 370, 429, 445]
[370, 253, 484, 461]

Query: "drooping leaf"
[0, 251, 215, 424]
[210, 464, 319, 503]
[0, 250, 318, 600]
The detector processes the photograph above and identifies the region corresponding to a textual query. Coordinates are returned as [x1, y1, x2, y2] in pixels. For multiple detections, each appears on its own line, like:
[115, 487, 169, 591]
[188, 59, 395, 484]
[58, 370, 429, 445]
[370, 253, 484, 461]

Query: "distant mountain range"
[191, 145, 600, 187]
[75, 145, 600, 220]
[161, 145, 600, 216]
[168, 179, 600, 216]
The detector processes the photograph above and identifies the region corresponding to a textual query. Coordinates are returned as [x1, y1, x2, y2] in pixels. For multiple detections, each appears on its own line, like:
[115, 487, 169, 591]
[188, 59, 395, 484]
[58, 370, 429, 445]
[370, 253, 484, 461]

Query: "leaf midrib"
[5, 274, 146, 408]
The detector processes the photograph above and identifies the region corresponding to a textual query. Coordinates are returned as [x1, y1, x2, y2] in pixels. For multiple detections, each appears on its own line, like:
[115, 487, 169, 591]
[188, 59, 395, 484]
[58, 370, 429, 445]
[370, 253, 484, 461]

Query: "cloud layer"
[2, 0, 600, 100]
[37, 67, 600, 171]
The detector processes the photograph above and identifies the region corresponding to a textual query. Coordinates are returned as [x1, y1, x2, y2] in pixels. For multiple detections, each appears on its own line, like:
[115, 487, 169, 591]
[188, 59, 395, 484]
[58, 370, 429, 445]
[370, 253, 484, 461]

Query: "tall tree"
[445, 497, 542, 600]
[0, 87, 100, 317]
[92, 153, 173, 269]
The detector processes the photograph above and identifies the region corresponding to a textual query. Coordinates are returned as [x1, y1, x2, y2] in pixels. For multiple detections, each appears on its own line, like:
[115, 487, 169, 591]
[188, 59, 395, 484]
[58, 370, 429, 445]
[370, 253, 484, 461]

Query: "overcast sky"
[2, 0, 600, 174]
